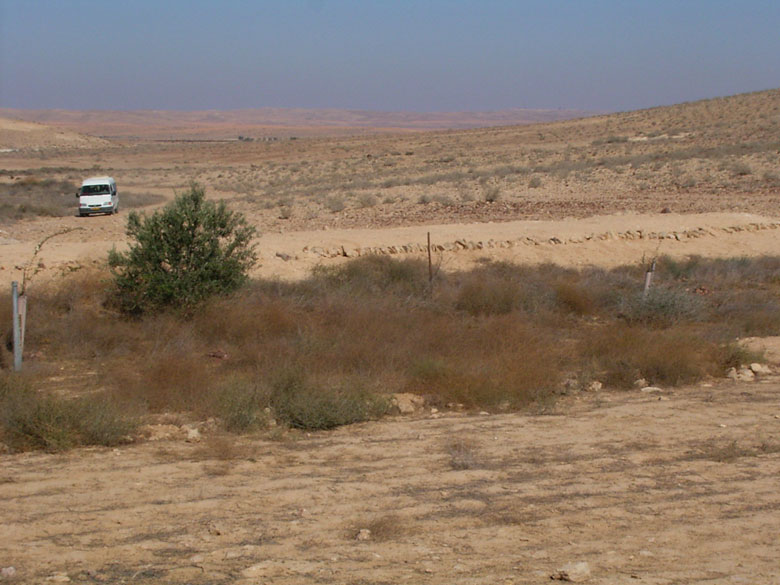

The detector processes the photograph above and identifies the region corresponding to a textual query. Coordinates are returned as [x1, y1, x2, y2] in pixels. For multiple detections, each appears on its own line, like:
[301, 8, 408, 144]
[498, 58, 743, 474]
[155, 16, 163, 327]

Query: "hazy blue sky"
[1, 0, 778, 113]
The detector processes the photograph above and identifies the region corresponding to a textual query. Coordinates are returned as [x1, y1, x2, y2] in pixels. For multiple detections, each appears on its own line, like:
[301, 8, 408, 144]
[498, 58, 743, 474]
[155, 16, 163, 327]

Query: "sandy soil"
[2, 378, 779, 584]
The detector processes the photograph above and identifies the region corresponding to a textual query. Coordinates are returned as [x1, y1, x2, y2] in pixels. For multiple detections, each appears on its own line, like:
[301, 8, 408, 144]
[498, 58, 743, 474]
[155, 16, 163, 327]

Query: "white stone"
[750, 363, 771, 375]
[737, 368, 755, 382]
[1, 567, 16, 579]
[552, 561, 591, 582]
[585, 381, 602, 392]
[391, 393, 424, 414]
[185, 426, 202, 443]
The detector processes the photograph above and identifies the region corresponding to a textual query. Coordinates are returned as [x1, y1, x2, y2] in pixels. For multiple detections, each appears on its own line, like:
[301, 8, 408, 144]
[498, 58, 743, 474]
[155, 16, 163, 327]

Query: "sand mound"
[0, 116, 112, 150]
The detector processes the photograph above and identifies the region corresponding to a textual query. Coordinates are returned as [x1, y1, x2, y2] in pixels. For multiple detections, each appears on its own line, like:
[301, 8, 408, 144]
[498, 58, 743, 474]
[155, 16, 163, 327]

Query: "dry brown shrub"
[446, 438, 480, 470]
[109, 351, 216, 413]
[554, 281, 596, 315]
[454, 274, 520, 316]
[25, 269, 143, 360]
[0, 178, 78, 221]
[581, 325, 722, 388]
[350, 514, 408, 542]
[406, 315, 562, 409]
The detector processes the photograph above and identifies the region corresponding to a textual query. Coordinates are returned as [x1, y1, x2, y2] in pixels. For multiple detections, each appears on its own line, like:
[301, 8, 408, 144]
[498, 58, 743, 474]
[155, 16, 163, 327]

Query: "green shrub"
[108, 183, 257, 314]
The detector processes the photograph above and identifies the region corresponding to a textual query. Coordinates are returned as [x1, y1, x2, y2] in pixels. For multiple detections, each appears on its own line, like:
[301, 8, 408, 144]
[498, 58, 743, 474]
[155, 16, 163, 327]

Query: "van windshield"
[81, 185, 110, 195]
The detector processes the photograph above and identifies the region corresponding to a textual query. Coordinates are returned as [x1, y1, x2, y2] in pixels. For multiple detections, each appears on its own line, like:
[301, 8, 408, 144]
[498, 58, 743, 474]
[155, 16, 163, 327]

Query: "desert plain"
[1, 89, 780, 584]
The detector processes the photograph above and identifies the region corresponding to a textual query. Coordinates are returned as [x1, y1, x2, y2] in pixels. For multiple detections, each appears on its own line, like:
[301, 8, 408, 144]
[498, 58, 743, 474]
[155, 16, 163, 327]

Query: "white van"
[77, 176, 118, 216]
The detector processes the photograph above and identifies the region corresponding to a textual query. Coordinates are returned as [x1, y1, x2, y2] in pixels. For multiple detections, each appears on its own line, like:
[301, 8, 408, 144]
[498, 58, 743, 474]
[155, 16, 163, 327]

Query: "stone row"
[299, 221, 780, 259]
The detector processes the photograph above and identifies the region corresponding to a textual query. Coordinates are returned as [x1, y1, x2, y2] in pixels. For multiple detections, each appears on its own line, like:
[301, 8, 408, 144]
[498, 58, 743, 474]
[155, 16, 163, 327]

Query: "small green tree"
[108, 183, 257, 314]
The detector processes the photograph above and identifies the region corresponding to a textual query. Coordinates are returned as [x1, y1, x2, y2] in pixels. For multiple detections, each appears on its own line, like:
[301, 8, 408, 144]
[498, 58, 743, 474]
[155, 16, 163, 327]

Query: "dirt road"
[2, 378, 779, 584]
[2, 211, 780, 288]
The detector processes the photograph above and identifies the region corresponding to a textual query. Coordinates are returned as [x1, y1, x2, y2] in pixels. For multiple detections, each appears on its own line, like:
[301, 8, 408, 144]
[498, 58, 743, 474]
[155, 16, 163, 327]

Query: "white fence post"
[12, 281, 21, 371]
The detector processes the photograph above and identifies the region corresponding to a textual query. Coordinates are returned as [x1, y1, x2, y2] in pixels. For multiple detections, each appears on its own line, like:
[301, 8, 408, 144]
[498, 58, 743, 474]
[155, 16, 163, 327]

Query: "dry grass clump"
[446, 438, 481, 470]
[350, 514, 408, 542]
[121, 191, 166, 209]
[618, 288, 704, 327]
[581, 326, 724, 389]
[554, 281, 597, 316]
[405, 316, 562, 409]
[685, 438, 780, 463]
[311, 255, 430, 298]
[8, 253, 780, 451]
[269, 369, 389, 430]
[0, 178, 78, 221]
[0, 373, 137, 452]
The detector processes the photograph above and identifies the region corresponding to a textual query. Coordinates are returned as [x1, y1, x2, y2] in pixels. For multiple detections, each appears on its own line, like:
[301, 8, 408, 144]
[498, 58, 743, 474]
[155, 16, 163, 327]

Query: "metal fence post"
[12, 281, 21, 371]
[642, 259, 656, 300]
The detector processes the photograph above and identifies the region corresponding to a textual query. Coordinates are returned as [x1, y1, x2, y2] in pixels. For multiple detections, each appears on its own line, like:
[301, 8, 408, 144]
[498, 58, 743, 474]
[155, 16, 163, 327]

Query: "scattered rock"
[640, 386, 662, 393]
[1, 567, 16, 579]
[275, 252, 292, 261]
[356, 528, 371, 541]
[633, 378, 648, 388]
[184, 425, 202, 443]
[749, 363, 771, 375]
[737, 367, 756, 382]
[551, 561, 591, 582]
[46, 573, 71, 583]
[585, 381, 602, 392]
[391, 393, 425, 414]
[726, 367, 755, 382]
[142, 423, 181, 441]
[241, 562, 272, 578]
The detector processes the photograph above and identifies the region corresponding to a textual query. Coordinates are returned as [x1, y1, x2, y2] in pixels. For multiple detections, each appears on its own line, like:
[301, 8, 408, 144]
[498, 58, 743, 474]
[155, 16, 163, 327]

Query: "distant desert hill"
[0, 116, 112, 150]
[0, 106, 596, 140]
[501, 87, 780, 148]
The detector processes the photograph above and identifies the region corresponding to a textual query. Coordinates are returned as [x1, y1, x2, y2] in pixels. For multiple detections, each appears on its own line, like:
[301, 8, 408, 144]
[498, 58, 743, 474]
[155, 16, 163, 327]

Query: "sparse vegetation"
[0, 178, 78, 221]
[0, 373, 137, 452]
[324, 195, 346, 212]
[446, 438, 480, 470]
[7, 89, 780, 453]
[5, 252, 779, 451]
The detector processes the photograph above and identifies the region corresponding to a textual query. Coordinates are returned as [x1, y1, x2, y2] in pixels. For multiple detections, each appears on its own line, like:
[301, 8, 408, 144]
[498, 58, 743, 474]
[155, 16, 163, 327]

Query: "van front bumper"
[80, 204, 114, 214]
